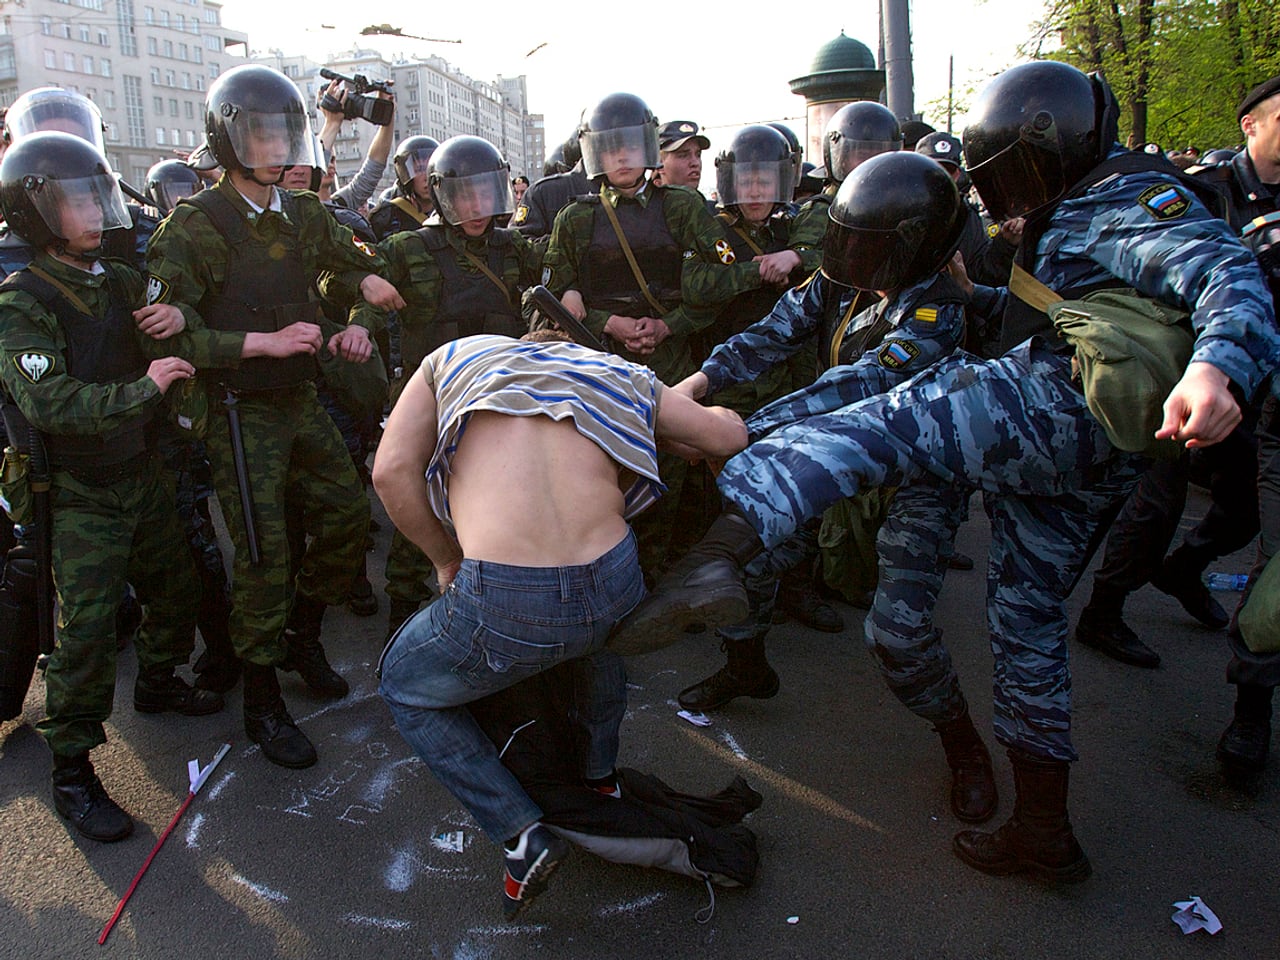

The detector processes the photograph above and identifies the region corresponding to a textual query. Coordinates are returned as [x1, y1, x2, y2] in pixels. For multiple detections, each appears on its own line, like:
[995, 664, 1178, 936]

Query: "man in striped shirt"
[372, 333, 746, 919]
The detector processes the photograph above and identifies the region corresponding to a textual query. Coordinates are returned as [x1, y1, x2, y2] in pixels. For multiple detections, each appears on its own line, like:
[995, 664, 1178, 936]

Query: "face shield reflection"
[29, 174, 131, 240]
[434, 169, 514, 225]
[581, 124, 660, 179]
[226, 110, 314, 170]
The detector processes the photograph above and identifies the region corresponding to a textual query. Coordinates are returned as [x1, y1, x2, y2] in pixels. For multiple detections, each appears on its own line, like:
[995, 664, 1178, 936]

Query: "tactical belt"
[57, 450, 151, 487]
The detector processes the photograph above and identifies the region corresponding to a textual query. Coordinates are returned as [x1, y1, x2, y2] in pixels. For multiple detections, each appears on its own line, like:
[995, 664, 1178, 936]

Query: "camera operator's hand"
[318, 78, 346, 121]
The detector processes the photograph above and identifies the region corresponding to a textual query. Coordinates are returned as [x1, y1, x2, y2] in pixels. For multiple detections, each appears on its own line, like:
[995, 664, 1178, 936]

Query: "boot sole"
[952, 835, 1092, 883]
[134, 698, 226, 716]
[607, 588, 749, 657]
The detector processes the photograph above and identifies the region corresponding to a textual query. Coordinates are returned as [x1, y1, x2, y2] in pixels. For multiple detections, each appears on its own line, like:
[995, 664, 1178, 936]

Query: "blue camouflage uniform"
[719, 154, 1280, 761]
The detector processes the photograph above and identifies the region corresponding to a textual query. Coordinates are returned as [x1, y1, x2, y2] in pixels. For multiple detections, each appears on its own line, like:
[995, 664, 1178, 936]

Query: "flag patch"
[877, 340, 920, 369]
[1137, 184, 1190, 221]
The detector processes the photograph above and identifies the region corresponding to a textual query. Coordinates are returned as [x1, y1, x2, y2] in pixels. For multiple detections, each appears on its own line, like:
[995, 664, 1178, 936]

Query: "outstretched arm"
[654, 386, 748, 462]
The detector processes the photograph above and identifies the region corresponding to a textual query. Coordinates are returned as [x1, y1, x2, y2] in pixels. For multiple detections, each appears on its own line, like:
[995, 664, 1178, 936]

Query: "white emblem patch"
[17, 352, 54, 382]
[935, 140, 952, 154]
[146, 276, 169, 306]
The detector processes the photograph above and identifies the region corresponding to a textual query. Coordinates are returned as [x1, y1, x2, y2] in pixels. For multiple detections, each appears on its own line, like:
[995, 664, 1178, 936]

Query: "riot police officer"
[144, 159, 204, 217]
[368, 135, 440, 240]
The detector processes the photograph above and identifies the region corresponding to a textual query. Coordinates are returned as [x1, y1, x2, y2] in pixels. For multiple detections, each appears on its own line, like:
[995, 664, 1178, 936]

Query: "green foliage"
[1023, 0, 1280, 149]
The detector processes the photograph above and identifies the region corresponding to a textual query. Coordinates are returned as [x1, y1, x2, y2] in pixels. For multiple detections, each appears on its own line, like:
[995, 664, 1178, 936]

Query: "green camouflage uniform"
[336, 220, 542, 606]
[0, 254, 200, 758]
[147, 177, 384, 666]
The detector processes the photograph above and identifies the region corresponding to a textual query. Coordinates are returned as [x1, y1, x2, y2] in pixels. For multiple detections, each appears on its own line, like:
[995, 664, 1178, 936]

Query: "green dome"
[809, 32, 876, 74]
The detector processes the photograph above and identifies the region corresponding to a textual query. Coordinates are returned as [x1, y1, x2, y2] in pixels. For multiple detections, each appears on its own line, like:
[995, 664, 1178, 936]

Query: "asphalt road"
[2, 488, 1277, 960]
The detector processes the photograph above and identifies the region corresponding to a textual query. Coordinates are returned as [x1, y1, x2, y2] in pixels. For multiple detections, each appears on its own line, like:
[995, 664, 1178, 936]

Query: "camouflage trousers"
[204, 383, 369, 666]
[385, 528, 435, 605]
[38, 457, 199, 758]
[727, 342, 1145, 760]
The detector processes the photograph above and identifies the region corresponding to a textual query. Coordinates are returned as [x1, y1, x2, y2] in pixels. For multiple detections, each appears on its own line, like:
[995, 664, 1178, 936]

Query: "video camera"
[318, 67, 394, 126]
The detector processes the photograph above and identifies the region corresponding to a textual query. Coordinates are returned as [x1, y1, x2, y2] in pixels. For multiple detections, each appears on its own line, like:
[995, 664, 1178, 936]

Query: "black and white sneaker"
[502, 823, 569, 920]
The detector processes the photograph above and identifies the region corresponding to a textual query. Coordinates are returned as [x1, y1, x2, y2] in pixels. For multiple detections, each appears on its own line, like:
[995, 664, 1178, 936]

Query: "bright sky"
[219, 0, 1047, 159]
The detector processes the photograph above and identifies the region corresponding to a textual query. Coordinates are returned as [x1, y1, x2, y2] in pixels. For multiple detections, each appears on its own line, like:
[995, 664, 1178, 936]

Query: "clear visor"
[153, 179, 199, 214]
[716, 160, 796, 209]
[224, 110, 314, 170]
[828, 138, 900, 182]
[6, 94, 106, 153]
[581, 124, 660, 180]
[29, 173, 131, 240]
[434, 169, 514, 226]
[967, 120, 1066, 222]
[401, 147, 435, 180]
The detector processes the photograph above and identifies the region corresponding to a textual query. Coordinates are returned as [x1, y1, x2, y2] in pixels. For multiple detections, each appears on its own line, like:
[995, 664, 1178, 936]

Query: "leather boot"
[609, 508, 760, 656]
[774, 570, 844, 633]
[1217, 682, 1273, 777]
[243, 662, 317, 769]
[953, 748, 1091, 883]
[386, 598, 423, 643]
[193, 586, 242, 693]
[1075, 603, 1160, 668]
[280, 594, 349, 698]
[934, 710, 998, 823]
[1151, 548, 1229, 629]
[134, 667, 225, 715]
[52, 753, 133, 842]
[678, 636, 780, 712]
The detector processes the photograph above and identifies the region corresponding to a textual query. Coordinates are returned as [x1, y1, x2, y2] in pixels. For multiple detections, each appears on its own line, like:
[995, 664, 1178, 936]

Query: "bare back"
[448, 411, 630, 567]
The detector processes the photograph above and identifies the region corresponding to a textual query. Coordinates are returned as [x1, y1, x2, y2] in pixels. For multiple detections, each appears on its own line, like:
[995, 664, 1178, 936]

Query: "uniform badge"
[986, 222, 1000, 238]
[934, 140, 952, 155]
[913, 307, 938, 324]
[877, 340, 920, 369]
[541, 267, 552, 286]
[682, 249, 696, 260]
[714, 239, 736, 264]
[15, 352, 55, 383]
[146, 276, 170, 306]
[353, 237, 376, 257]
[512, 205, 529, 225]
[1137, 184, 1190, 221]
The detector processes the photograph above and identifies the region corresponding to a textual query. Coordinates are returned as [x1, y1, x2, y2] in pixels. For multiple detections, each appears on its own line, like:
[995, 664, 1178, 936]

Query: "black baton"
[528, 285, 607, 353]
[222, 390, 261, 566]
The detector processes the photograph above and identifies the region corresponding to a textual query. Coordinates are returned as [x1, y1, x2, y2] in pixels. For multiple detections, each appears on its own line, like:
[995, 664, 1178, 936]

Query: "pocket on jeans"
[451, 620, 565, 688]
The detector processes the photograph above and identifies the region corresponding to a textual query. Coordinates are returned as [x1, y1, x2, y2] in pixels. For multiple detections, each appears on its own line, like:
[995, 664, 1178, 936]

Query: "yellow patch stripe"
[914, 307, 937, 323]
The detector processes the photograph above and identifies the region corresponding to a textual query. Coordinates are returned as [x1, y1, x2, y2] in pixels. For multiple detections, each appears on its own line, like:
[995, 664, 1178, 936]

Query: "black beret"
[1238, 74, 1280, 122]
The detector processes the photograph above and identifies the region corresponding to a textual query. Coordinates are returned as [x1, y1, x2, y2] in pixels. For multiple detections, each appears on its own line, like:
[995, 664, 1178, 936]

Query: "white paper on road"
[1171, 896, 1222, 935]
[188, 743, 232, 794]
[677, 710, 712, 727]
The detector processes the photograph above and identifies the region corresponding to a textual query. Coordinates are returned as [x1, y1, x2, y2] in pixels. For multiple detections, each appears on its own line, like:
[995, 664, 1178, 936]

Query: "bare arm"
[371, 366, 464, 588]
[655, 386, 748, 461]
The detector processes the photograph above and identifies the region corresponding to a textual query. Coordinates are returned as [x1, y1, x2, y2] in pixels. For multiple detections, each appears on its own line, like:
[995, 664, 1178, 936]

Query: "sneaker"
[502, 824, 569, 920]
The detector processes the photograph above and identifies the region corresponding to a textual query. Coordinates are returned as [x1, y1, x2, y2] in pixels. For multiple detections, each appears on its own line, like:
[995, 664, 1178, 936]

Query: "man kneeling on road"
[372, 332, 747, 919]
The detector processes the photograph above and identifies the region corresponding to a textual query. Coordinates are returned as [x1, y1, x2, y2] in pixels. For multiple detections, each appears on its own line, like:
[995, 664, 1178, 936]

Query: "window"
[159, 10, 169, 27]
[79, 25, 90, 42]
[123, 74, 146, 146]
[150, 66, 160, 83]
[106, 122, 119, 141]
[208, 63, 218, 79]
[178, 43, 187, 61]
[176, 14, 184, 31]
[64, 52, 76, 71]
[186, 129, 196, 147]
[147, 37, 157, 55]
[184, 101, 193, 119]
[153, 95, 163, 112]
[100, 58, 111, 77]
[40, 17, 52, 36]
[45, 49, 57, 69]
[165, 69, 175, 85]
[169, 98, 178, 116]
[180, 72, 190, 89]
[98, 30, 109, 46]
[195, 75, 204, 92]
[116, 0, 136, 56]
[104, 90, 115, 109]
[82, 55, 93, 73]
[193, 47, 201, 64]
[144, 6, 153, 24]
[163, 40, 173, 57]
[156, 127, 165, 145]
[204, 8, 217, 23]
[205, 35, 219, 50]
[172, 127, 179, 145]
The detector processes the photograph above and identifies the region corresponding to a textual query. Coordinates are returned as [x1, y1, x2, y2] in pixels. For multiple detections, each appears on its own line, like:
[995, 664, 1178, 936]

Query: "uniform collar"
[1234, 149, 1279, 203]
[601, 181, 651, 207]
[216, 175, 284, 220]
[35, 252, 107, 285]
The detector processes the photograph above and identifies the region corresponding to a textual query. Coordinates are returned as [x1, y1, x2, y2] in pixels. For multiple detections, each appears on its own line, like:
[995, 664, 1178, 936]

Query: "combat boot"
[934, 709, 998, 823]
[774, 574, 844, 633]
[678, 637, 779, 712]
[280, 594, 349, 698]
[1217, 682, 1273, 777]
[134, 667, 225, 715]
[348, 557, 378, 617]
[1074, 604, 1160, 668]
[1151, 548, 1229, 629]
[609, 508, 760, 656]
[953, 748, 1091, 883]
[52, 753, 133, 842]
[386, 598, 422, 643]
[243, 662, 317, 769]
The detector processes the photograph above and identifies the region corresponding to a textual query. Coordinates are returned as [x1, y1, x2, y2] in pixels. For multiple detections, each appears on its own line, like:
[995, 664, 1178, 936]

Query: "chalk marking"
[185, 812, 205, 848]
[206, 770, 235, 800]
[231, 873, 289, 904]
[599, 892, 665, 916]
[342, 913, 413, 931]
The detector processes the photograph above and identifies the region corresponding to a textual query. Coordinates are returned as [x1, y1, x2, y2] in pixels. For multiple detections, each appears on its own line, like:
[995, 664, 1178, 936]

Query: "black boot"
[1218, 683, 1273, 776]
[134, 667, 225, 715]
[678, 636, 779, 712]
[1074, 602, 1160, 668]
[243, 662, 317, 769]
[934, 710, 998, 823]
[52, 753, 133, 842]
[193, 588, 242, 693]
[280, 595, 349, 698]
[348, 558, 378, 617]
[774, 570, 844, 633]
[1151, 548, 1229, 629]
[386, 598, 422, 643]
[953, 748, 1091, 883]
[609, 508, 760, 656]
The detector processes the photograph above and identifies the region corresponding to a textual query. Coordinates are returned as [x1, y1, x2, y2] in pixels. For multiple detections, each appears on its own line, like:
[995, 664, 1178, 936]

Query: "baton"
[26, 426, 54, 656]
[527, 285, 607, 352]
[222, 391, 261, 566]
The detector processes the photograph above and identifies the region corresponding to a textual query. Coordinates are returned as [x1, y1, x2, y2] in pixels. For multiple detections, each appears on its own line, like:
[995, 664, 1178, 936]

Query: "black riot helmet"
[821, 151, 965, 292]
[715, 125, 797, 213]
[0, 131, 130, 254]
[544, 142, 568, 177]
[205, 64, 315, 184]
[561, 127, 583, 169]
[3, 87, 106, 153]
[1202, 148, 1238, 164]
[577, 93, 660, 183]
[767, 121, 804, 187]
[145, 159, 203, 215]
[823, 101, 902, 183]
[393, 135, 440, 193]
[963, 61, 1120, 223]
[427, 135, 514, 227]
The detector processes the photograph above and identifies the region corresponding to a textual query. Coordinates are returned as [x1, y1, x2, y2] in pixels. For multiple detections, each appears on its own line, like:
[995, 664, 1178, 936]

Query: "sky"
[218, 0, 1050, 158]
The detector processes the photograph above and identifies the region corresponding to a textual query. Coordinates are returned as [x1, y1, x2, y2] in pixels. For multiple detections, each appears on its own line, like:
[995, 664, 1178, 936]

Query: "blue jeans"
[378, 531, 645, 842]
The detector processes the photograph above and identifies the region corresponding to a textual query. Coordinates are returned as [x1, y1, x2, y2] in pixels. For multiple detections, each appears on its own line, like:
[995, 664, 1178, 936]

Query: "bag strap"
[459, 247, 512, 301]
[389, 195, 429, 225]
[25, 264, 95, 317]
[1008, 263, 1064, 314]
[826, 288, 873, 368]
[598, 189, 668, 317]
[732, 223, 765, 258]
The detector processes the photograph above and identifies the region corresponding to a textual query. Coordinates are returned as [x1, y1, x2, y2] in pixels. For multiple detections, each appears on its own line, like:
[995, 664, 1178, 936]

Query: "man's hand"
[145, 357, 194, 394]
[605, 314, 655, 353]
[329, 324, 372, 363]
[945, 250, 974, 298]
[435, 555, 463, 592]
[360, 273, 406, 310]
[672, 371, 709, 401]
[999, 217, 1025, 245]
[256, 321, 323, 358]
[133, 303, 186, 339]
[560, 289, 587, 320]
[1155, 361, 1242, 448]
[754, 249, 802, 285]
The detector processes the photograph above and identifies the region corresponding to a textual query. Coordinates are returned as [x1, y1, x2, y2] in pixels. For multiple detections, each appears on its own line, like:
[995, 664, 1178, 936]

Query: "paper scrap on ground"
[1172, 896, 1222, 935]
[787, 916, 800, 925]
[677, 710, 712, 727]
[433, 830, 465, 853]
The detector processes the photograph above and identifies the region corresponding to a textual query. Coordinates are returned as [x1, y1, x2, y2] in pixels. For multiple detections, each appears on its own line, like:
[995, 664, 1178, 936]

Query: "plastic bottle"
[1205, 573, 1249, 591]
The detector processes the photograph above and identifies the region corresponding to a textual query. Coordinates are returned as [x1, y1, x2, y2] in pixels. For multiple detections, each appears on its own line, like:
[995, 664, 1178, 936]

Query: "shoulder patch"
[714, 238, 736, 264]
[353, 236, 377, 257]
[1137, 184, 1190, 221]
[512, 205, 529, 225]
[914, 307, 938, 324]
[541, 266, 552, 287]
[145, 275, 171, 306]
[986, 222, 1000, 238]
[14, 351, 56, 383]
[877, 339, 920, 369]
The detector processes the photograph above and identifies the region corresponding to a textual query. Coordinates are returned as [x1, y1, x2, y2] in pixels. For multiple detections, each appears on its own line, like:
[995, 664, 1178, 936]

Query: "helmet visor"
[716, 160, 797, 209]
[29, 173, 131, 240]
[966, 118, 1067, 222]
[400, 145, 436, 181]
[821, 219, 929, 291]
[6, 92, 106, 153]
[152, 178, 199, 215]
[224, 110, 314, 170]
[581, 124, 660, 180]
[434, 169, 514, 226]
[828, 138, 900, 182]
